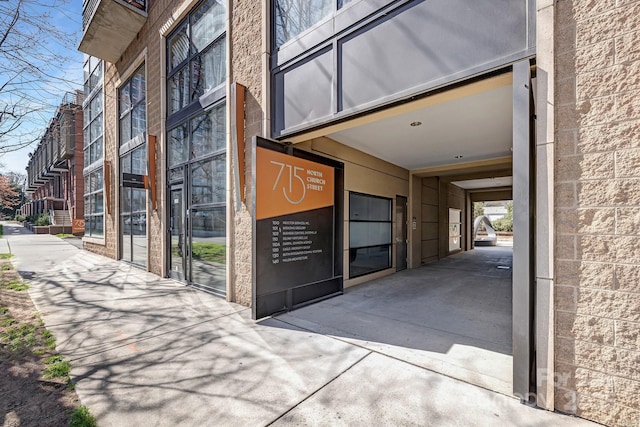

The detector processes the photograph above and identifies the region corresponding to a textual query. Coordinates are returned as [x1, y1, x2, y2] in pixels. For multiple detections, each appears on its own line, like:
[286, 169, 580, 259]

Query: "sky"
[0, 0, 84, 177]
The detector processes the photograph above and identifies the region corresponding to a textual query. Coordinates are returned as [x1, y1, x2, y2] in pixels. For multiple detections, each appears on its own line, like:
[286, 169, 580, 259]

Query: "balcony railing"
[79, 0, 147, 62]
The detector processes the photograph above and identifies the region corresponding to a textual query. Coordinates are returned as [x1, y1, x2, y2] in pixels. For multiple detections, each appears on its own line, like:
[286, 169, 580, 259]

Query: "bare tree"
[0, 0, 80, 154]
[274, 0, 333, 48]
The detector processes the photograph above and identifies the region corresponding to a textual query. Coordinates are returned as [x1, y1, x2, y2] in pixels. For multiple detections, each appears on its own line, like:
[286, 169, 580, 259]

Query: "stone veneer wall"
[82, 0, 205, 276]
[554, 1, 640, 425]
[81, 0, 265, 300]
[229, 0, 265, 306]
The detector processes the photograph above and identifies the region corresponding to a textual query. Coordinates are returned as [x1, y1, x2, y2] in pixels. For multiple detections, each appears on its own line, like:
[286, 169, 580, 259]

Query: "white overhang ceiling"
[327, 83, 514, 172]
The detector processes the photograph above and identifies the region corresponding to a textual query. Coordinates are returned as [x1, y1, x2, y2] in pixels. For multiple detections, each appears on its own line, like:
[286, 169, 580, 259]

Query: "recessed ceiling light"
[454, 155, 464, 159]
[410, 121, 422, 127]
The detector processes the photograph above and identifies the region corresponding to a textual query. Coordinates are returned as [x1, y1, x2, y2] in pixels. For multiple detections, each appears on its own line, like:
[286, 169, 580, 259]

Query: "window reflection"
[169, 67, 189, 114]
[166, 2, 227, 295]
[120, 66, 146, 145]
[192, 0, 225, 52]
[191, 106, 225, 159]
[191, 154, 225, 205]
[349, 193, 392, 278]
[275, 0, 332, 47]
[169, 167, 183, 183]
[119, 131, 147, 265]
[191, 207, 226, 293]
[169, 124, 188, 167]
[169, 24, 189, 70]
[191, 39, 225, 100]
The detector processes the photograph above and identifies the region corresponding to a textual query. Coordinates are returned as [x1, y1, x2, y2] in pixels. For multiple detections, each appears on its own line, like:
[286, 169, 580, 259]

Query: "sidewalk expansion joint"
[264, 350, 372, 426]
[272, 317, 517, 401]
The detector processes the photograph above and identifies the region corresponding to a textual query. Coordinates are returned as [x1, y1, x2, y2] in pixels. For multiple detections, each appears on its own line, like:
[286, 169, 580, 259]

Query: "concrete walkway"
[279, 246, 514, 396]
[0, 222, 597, 426]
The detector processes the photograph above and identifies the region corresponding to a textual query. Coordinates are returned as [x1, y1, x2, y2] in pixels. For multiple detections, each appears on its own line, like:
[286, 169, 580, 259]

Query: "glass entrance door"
[169, 184, 226, 294]
[169, 186, 185, 280]
[166, 102, 226, 295]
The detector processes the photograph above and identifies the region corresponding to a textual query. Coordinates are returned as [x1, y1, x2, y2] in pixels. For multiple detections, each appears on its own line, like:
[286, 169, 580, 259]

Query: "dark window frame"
[166, 0, 226, 119]
[272, 0, 355, 49]
[165, 4, 228, 294]
[348, 192, 392, 279]
[84, 167, 104, 238]
[83, 56, 104, 238]
[118, 65, 148, 267]
[119, 65, 147, 146]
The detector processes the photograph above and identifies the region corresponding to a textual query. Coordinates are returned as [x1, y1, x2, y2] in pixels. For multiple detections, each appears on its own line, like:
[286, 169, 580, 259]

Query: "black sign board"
[122, 173, 147, 189]
[253, 137, 344, 319]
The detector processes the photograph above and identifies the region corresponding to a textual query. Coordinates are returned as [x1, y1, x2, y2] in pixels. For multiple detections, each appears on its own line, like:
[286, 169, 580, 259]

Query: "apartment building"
[78, 1, 640, 425]
[24, 91, 85, 234]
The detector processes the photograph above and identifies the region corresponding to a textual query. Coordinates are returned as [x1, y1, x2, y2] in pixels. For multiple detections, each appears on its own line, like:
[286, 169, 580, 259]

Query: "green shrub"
[15, 214, 26, 222]
[491, 201, 513, 232]
[69, 405, 97, 427]
[34, 213, 50, 226]
[492, 218, 513, 232]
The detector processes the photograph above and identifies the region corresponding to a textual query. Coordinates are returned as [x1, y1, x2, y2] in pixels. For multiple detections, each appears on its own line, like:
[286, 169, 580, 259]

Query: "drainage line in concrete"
[264, 350, 372, 426]
[273, 316, 517, 401]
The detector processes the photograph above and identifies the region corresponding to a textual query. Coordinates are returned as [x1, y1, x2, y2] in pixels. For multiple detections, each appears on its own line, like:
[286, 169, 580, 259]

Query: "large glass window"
[83, 55, 104, 238]
[167, 0, 227, 294]
[191, 206, 226, 292]
[274, 0, 354, 48]
[121, 147, 147, 266]
[119, 67, 146, 145]
[349, 193, 392, 278]
[167, 0, 225, 115]
[83, 55, 102, 97]
[119, 66, 147, 267]
[84, 168, 104, 238]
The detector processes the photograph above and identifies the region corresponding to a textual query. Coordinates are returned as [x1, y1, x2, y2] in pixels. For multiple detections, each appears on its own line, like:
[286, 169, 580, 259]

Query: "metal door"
[396, 195, 408, 271]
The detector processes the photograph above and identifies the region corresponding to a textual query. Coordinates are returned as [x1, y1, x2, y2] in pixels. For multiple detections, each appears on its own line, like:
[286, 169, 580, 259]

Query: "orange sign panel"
[256, 147, 334, 220]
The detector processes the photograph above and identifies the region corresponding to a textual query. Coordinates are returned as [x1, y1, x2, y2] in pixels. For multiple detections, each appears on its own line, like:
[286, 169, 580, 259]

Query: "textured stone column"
[554, 1, 640, 425]
[229, 0, 267, 306]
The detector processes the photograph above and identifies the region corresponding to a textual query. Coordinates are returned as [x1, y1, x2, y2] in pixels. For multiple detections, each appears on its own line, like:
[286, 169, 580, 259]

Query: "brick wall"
[555, 1, 640, 425]
[72, 107, 85, 223]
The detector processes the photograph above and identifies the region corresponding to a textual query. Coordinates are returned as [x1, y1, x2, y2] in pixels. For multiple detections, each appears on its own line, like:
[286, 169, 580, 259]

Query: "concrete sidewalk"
[1, 222, 596, 426]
